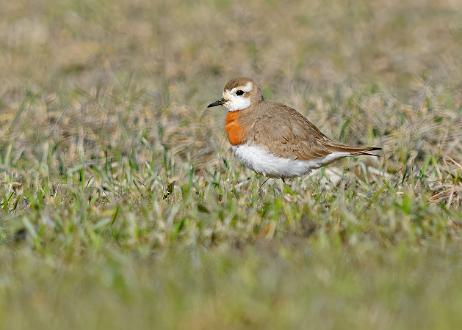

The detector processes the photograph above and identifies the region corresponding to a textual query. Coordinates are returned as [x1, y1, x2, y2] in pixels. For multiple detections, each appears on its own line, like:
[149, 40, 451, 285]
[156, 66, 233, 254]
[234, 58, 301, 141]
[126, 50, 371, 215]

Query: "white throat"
[225, 97, 251, 111]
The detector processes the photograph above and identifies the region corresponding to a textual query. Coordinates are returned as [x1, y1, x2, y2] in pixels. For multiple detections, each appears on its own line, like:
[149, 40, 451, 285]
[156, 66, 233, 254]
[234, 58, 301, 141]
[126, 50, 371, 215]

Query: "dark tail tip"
[358, 152, 380, 157]
[353, 146, 382, 157]
[361, 146, 382, 157]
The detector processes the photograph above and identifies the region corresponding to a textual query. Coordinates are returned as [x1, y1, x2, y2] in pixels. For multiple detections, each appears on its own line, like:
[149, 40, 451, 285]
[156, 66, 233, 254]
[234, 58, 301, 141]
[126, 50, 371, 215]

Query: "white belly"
[232, 144, 350, 178]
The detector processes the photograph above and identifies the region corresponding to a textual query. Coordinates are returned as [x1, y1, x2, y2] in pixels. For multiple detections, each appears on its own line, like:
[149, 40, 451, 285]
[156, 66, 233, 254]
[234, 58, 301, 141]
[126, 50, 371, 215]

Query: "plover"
[208, 77, 381, 179]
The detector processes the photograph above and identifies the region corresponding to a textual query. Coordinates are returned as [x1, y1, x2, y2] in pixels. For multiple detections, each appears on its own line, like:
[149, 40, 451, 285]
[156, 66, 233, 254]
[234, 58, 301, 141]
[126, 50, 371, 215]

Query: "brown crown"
[223, 77, 255, 91]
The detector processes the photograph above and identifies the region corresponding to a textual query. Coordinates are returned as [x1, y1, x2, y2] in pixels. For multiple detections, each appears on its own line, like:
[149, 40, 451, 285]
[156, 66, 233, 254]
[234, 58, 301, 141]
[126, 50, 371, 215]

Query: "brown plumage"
[235, 101, 380, 161]
[208, 77, 381, 178]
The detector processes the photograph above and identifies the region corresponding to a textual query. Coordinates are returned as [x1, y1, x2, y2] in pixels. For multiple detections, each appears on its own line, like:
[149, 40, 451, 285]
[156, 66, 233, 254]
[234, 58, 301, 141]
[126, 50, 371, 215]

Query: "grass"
[0, 0, 462, 329]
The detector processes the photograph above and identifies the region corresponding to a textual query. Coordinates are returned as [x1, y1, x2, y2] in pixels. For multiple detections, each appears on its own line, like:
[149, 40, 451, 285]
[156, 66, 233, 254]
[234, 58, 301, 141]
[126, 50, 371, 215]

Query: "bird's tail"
[326, 143, 382, 157]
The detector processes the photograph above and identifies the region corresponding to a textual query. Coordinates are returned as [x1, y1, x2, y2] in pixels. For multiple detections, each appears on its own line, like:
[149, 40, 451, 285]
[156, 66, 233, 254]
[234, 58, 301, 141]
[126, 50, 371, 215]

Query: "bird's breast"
[225, 111, 245, 145]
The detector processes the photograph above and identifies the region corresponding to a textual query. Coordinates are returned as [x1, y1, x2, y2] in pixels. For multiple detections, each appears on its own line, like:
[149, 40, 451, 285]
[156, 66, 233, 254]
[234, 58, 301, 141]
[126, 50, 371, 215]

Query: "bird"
[207, 77, 381, 179]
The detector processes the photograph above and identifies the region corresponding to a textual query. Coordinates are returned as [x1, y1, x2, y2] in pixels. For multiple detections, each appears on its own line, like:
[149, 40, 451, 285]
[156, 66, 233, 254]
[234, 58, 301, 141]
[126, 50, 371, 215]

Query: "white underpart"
[232, 144, 351, 178]
[223, 82, 253, 111]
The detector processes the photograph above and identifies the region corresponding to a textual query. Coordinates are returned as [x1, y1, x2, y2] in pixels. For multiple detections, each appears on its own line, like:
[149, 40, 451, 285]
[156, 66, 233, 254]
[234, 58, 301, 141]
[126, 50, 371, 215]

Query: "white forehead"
[226, 81, 253, 93]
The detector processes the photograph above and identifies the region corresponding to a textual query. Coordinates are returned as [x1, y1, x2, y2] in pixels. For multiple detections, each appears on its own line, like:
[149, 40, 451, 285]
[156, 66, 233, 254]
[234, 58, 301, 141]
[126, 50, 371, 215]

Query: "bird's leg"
[258, 177, 270, 196]
[271, 177, 284, 195]
[277, 177, 294, 195]
[236, 176, 252, 190]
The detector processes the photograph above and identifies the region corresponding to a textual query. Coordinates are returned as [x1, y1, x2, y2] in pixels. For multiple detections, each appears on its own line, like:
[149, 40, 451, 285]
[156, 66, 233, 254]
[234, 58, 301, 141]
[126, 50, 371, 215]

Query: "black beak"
[207, 98, 225, 108]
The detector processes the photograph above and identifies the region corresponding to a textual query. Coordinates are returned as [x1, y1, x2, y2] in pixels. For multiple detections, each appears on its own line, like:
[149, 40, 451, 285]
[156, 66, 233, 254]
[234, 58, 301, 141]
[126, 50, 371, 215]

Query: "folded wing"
[245, 103, 380, 161]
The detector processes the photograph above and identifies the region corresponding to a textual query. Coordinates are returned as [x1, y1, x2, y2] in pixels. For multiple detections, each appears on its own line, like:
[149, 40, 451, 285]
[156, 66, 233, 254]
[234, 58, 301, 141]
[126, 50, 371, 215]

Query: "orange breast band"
[225, 111, 245, 145]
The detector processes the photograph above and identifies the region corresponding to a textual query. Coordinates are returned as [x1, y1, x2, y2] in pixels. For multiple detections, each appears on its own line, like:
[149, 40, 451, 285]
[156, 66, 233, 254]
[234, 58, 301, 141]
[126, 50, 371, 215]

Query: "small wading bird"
[207, 77, 381, 183]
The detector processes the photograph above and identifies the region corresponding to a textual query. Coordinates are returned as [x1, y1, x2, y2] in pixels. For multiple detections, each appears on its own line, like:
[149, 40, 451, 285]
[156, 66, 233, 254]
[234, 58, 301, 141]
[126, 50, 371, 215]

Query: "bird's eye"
[236, 90, 244, 96]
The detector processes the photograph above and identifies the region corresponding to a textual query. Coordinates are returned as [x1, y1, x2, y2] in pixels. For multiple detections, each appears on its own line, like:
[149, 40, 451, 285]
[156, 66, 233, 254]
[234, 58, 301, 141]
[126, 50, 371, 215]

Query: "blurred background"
[0, 0, 461, 172]
[2, 0, 462, 89]
[1, 1, 462, 329]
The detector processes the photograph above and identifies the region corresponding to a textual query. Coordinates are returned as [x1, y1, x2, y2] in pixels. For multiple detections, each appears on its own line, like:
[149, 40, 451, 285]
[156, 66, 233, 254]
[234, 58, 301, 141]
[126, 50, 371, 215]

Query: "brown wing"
[241, 102, 379, 160]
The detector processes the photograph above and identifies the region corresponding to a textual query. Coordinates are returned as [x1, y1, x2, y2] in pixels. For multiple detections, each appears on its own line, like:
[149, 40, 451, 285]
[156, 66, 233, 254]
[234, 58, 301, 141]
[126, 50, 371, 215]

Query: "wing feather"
[241, 102, 380, 160]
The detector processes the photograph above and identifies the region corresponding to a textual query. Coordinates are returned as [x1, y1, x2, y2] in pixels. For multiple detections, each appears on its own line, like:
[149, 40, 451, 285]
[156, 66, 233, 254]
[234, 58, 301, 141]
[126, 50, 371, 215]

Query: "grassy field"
[1, 0, 462, 329]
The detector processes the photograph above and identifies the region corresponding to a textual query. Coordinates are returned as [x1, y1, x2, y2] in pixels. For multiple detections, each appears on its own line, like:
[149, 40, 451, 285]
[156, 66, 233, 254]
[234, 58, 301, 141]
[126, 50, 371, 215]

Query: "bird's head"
[207, 77, 263, 111]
